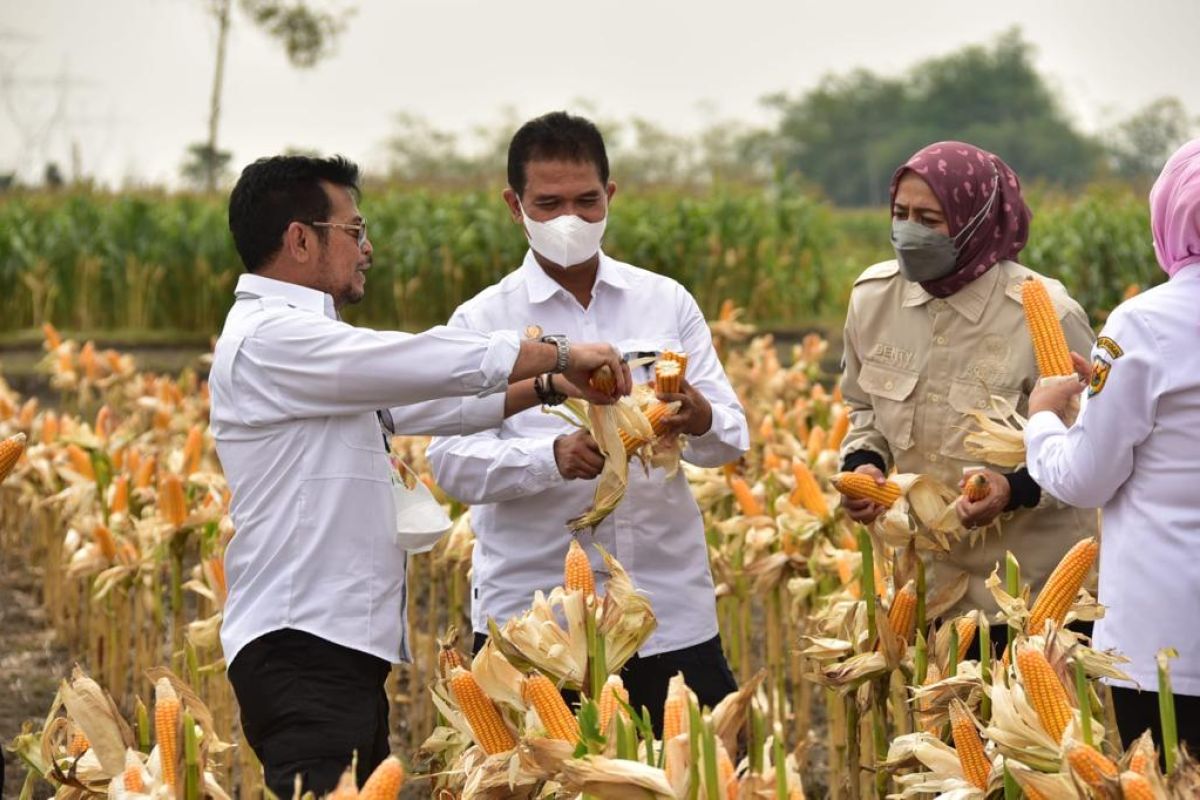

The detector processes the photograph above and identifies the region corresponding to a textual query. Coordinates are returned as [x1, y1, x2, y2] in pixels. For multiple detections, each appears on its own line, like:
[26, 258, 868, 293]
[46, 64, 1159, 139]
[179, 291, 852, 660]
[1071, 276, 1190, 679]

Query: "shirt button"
[884, 380, 895, 390]
[935, 336, 947, 346]
[976, 399, 987, 408]
[934, 553, 947, 562]
[927, 453, 939, 463]
[928, 393, 941, 403]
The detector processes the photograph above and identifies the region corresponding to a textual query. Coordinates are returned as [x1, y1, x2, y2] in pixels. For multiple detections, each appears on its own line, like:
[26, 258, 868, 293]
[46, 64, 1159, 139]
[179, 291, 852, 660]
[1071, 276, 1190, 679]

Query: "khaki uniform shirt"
[840, 259, 1099, 616]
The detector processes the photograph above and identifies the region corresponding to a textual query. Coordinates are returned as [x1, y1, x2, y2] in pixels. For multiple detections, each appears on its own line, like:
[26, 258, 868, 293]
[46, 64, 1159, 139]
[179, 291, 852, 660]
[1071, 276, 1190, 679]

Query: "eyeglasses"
[306, 219, 369, 249]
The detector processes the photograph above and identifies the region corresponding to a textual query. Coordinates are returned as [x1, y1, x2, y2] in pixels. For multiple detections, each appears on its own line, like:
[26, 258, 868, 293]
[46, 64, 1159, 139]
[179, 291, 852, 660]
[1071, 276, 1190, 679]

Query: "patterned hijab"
[1150, 137, 1200, 278]
[890, 141, 1032, 298]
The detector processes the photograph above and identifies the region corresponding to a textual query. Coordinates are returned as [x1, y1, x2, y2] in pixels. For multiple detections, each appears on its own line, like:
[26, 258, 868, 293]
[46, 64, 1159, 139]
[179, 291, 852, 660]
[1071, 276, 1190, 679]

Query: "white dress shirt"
[210, 273, 519, 666]
[427, 252, 749, 656]
[1025, 262, 1200, 695]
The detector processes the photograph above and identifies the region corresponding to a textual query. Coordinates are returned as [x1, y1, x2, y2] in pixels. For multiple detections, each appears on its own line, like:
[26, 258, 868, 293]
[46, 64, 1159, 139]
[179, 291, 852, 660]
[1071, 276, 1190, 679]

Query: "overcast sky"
[3, 0, 1198, 187]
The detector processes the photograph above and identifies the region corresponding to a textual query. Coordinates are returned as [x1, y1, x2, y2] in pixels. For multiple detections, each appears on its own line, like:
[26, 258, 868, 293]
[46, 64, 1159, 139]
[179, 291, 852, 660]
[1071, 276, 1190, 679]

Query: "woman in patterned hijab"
[888, 141, 1033, 297]
[834, 140, 1098, 641]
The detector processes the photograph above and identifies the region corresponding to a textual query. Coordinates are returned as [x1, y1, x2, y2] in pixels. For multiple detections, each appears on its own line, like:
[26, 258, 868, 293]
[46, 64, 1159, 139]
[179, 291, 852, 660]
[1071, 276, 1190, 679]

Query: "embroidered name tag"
[869, 342, 914, 369]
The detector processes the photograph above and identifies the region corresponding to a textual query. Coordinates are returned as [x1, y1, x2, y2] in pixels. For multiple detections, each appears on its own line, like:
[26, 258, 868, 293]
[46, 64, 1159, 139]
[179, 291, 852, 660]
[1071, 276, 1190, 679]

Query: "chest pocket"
[332, 413, 391, 481]
[941, 379, 1025, 461]
[858, 361, 919, 450]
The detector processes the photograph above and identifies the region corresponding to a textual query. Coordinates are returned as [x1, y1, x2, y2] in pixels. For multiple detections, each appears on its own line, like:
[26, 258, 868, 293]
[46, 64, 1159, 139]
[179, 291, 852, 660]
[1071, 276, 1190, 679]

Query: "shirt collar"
[234, 273, 338, 320]
[520, 249, 631, 304]
[901, 263, 1002, 323]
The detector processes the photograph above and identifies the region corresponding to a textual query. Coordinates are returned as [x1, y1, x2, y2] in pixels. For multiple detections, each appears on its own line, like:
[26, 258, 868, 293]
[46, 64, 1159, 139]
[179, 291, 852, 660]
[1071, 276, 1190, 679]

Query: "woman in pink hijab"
[1026, 138, 1200, 756]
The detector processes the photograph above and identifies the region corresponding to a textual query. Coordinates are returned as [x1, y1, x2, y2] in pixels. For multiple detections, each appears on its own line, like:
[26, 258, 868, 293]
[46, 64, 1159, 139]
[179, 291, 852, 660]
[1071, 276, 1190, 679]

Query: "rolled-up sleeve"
[1025, 308, 1161, 509]
[427, 430, 565, 504]
[236, 311, 519, 424]
[675, 290, 749, 467]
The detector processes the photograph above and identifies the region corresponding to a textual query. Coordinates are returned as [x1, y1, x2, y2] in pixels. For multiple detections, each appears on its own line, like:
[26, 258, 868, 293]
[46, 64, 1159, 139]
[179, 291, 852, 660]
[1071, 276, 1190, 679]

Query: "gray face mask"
[891, 219, 958, 283]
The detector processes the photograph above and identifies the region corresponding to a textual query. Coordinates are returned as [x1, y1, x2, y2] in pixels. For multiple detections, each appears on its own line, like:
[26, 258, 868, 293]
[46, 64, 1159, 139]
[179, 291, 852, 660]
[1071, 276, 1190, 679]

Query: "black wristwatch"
[539, 334, 570, 374]
[533, 373, 567, 406]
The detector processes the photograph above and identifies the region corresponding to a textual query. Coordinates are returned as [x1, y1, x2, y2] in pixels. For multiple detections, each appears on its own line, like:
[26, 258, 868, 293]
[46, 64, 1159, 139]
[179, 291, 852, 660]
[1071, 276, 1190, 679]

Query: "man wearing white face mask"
[427, 112, 749, 732]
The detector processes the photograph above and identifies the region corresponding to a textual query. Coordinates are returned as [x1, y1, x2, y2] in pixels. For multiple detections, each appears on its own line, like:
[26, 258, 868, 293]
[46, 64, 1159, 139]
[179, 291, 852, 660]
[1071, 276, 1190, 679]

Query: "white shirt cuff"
[522, 436, 566, 492]
[476, 330, 521, 396]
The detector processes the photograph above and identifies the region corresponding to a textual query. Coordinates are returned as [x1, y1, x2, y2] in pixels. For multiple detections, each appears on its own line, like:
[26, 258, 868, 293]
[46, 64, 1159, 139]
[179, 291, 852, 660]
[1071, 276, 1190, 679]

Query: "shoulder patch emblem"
[1088, 356, 1112, 397]
[1096, 336, 1123, 360]
[524, 324, 543, 340]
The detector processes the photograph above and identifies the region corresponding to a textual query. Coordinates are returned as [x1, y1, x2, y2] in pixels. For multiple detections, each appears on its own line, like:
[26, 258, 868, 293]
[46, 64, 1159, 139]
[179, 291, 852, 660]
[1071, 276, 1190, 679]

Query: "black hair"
[506, 111, 609, 197]
[227, 154, 360, 272]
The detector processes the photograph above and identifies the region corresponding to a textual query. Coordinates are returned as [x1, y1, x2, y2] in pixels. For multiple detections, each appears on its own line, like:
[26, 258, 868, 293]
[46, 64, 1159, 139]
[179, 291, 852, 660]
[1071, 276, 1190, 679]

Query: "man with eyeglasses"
[209, 154, 630, 797]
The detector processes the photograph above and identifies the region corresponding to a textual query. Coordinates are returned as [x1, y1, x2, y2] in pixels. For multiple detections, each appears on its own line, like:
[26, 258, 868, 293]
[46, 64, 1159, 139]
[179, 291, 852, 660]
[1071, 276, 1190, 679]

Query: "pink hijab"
[1151, 137, 1200, 277]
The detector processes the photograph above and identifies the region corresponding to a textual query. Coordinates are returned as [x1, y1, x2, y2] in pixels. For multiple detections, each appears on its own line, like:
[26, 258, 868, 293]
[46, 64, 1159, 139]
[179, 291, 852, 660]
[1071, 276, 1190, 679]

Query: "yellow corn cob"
[359, 755, 406, 800]
[717, 743, 737, 800]
[831, 472, 902, 507]
[806, 425, 827, 462]
[94, 405, 112, 443]
[660, 350, 688, 373]
[1128, 732, 1156, 776]
[598, 674, 629, 735]
[154, 678, 181, 793]
[135, 454, 157, 489]
[564, 538, 596, 597]
[158, 474, 187, 527]
[80, 341, 99, 381]
[1119, 770, 1155, 800]
[206, 556, 227, 604]
[1021, 278, 1074, 377]
[123, 750, 146, 792]
[110, 475, 130, 515]
[955, 615, 978, 662]
[949, 699, 990, 790]
[589, 365, 617, 396]
[828, 405, 850, 450]
[1016, 647, 1074, 743]
[655, 359, 683, 394]
[662, 673, 691, 743]
[41, 410, 60, 444]
[0, 433, 26, 483]
[729, 476, 763, 516]
[1027, 537, 1099, 635]
[68, 729, 90, 757]
[523, 673, 580, 744]
[1066, 742, 1118, 789]
[448, 667, 515, 755]
[182, 424, 204, 475]
[42, 322, 62, 350]
[963, 472, 990, 502]
[93, 523, 118, 562]
[66, 444, 95, 479]
[885, 581, 918, 645]
[620, 402, 673, 456]
[789, 461, 829, 517]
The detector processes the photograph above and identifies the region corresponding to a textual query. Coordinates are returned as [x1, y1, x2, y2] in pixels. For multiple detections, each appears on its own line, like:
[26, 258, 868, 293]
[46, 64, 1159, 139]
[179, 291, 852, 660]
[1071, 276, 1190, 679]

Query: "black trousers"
[1110, 684, 1200, 759]
[227, 629, 391, 799]
[474, 632, 738, 737]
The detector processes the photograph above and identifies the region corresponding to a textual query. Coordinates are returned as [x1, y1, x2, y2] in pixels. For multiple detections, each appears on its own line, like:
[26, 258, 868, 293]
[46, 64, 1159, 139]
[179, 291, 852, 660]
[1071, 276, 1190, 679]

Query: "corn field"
[0, 183, 1161, 337]
[2, 311, 1197, 800]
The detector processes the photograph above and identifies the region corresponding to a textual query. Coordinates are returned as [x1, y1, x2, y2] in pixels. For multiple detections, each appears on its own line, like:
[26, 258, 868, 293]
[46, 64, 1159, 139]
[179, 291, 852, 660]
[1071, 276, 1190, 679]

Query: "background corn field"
[0, 182, 1163, 337]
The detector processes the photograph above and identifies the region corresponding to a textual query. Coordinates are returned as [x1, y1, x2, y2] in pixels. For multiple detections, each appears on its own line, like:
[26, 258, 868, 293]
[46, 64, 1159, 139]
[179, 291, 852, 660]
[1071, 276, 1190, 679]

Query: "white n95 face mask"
[519, 202, 607, 267]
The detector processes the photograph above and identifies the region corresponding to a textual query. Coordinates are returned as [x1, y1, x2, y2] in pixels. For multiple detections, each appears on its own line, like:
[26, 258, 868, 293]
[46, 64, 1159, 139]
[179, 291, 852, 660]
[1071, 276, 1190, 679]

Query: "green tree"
[764, 29, 1100, 206]
[1106, 97, 1197, 183]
